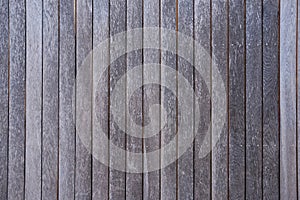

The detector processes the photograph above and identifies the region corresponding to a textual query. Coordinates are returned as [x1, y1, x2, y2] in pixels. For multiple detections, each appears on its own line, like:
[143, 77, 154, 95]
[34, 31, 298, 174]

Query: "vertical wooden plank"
[75, 0, 93, 198]
[92, 0, 109, 199]
[25, 0, 42, 199]
[160, 0, 177, 199]
[211, 0, 228, 199]
[126, 0, 143, 199]
[109, 0, 126, 198]
[177, 0, 194, 199]
[0, 0, 9, 199]
[194, 0, 211, 199]
[228, 0, 245, 199]
[0, 0, 9, 198]
[262, 0, 279, 199]
[42, 0, 59, 199]
[245, 0, 262, 199]
[59, 0, 76, 198]
[143, 0, 161, 199]
[8, 0, 26, 199]
[280, 0, 297, 198]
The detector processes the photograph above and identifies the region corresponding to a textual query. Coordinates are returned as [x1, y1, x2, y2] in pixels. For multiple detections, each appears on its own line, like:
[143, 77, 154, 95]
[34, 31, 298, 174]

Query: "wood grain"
[228, 0, 246, 199]
[8, 0, 26, 199]
[245, 0, 262, 199]
[59, 0, 76, 198]
[211, 0, 228, 199]
[0, 0, 9, 198]
[262, 0, 280, 199]
[25, 0, 42, 199]
[42, 0, 59, 199]
[280, 0, 297, 198]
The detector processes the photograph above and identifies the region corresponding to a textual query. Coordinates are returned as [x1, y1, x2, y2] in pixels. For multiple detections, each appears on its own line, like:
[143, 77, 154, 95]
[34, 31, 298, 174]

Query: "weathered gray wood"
[143, 0, 161, 199]
[194, 0, 211, 199]
[0, 0, 9, 198]
[245, 0, 262, 199]
[126, 0, 143, 199]
[262, 0, 279, 199]
[177, 0, 194, 199]
[75, 0, 93, 198]
[211, 0, 228, 199]
[160, 0, 177, 199]
[92, 0, 109, 199]
[8, 0, 26, 199]
[280, 0, 297, 198]
[109, 0, 127, 199]
[59, 0, 76, 198]
[42, 0, 59, 199]
[228, 0, 245, 199]
[25, 0, 42, 199]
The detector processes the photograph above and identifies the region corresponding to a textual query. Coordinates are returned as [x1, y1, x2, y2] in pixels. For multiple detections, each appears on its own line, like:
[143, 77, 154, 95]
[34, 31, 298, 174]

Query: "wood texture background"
[0, 0, 296, 199]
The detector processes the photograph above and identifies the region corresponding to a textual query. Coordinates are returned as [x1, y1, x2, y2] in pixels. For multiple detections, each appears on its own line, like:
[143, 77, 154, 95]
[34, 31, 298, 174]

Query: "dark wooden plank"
[42, 0, 59, 199]
[92, 0, 109, 199]
[0, 0, 9, 198]
[245, 0, 262, 199]
[126, 0, 143, 199]
[160, 0, 177, 199]
[25, 0, 42, 199]
[75, 0, 93, 198]
[143, 0, 161, 199]
[194, 0, 211, 199]
[228, 0, 246, 199]
[109, 0, 127, 199]
[59, 0, 76, 198]
[177, 0, 194, 199]
[280, 0, 297, 198]
[262, 0, 279, 199]
[8, 0, 26, 199]
[211, 0, 228, 199]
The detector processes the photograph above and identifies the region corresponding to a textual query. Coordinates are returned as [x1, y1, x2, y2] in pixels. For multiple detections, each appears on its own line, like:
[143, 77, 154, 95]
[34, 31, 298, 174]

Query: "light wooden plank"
[262, 0, 280, 199]
[143, 0, 161, 199]
[228, 0, 246, 199]
[211, 0, 228, 199]
[194, 0, 211, 199]
[126, 0, 143, 199]
[0, 0, 9, 198]
[42, 0, 59, 199]
[8, 0, 26, 199]
[245, 0, 262, 199]
[160, 0, 177, 199]
[25, 0, 42, 199]
[280, 0, 297, 198]
[109, 0, 127, 198]
[92, 0, 109, 199]
[177, 0, 194, 199]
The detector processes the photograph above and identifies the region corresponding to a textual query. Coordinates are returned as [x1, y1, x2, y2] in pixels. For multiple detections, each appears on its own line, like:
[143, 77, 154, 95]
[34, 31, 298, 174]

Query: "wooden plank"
[194, 0, 211, 199]
[143, 0, 161, 199]
[92, 0, 109, 199]
[245, 0, 262, 199]
[59, 0, 76, 198]
[177, 0, 194, 199]
[211, 0, 228, 199]
[25, 0, 42, 199]
[109, 0, 127, 198]
[42, 0, 59, 199]
[262, 0, 280, 199]
[75, 0, 93, 198]
[126, 0, 143, 199]
[160, 0, 177, 199]
[0, 0, 9, 198]
[8, 0, 26, 199]
[228, 0, 245, 199]
[280, 0, 297, 198]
